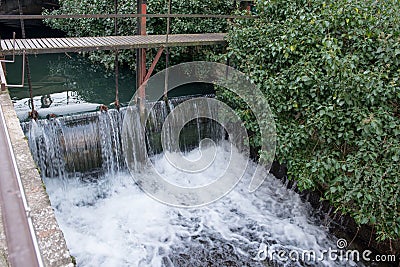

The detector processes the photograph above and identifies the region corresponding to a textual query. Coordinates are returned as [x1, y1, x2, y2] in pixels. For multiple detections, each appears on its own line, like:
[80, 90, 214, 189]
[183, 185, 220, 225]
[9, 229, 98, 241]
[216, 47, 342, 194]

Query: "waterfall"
[21, 95, 365, 267]
[23, 95, 223, 179]
[23, 110, 122, 178]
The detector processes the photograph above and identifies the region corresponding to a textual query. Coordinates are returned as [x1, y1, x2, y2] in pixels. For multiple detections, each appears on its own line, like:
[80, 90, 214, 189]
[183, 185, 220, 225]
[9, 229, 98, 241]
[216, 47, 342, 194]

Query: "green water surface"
[5, 54, 214, 120]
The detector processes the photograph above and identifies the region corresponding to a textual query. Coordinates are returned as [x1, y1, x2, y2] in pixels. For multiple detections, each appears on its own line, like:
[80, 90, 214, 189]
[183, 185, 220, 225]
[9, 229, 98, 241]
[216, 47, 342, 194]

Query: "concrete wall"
[0, 91, 72, 267]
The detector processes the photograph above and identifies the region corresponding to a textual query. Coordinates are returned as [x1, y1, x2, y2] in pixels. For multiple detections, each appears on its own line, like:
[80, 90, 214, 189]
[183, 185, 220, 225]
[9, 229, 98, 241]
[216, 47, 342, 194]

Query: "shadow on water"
[0, 18, 65, 38]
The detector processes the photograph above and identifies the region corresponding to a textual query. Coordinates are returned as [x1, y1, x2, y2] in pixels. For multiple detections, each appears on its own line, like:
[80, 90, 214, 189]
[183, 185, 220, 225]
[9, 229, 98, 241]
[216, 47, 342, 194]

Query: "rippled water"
[44, 144, 358, 267]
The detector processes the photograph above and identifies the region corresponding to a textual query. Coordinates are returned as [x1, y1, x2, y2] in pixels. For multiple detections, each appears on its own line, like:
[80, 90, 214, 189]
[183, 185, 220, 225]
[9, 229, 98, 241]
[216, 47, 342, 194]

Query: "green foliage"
[43, 0, 235, 69]
[219, 0, 400, 240]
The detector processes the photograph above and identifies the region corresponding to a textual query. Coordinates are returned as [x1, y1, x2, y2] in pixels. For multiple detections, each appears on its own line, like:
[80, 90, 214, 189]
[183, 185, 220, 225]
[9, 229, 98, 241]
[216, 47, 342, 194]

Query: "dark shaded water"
[0, 21, 64, 39]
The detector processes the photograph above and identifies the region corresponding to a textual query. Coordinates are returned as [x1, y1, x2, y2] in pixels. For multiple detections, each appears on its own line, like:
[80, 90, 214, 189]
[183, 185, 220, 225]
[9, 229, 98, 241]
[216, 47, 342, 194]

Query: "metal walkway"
[0, 33, 226, 55]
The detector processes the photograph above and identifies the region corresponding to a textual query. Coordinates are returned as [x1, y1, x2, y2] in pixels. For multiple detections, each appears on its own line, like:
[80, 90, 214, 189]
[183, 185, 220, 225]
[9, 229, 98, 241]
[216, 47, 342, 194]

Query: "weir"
[23, 95, 223, 178]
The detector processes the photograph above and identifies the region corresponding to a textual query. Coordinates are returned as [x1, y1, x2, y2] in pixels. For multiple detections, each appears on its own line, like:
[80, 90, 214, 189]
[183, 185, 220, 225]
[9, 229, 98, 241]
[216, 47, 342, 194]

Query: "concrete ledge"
[0, 205, 8, 267]
[0, 91, 73, 267]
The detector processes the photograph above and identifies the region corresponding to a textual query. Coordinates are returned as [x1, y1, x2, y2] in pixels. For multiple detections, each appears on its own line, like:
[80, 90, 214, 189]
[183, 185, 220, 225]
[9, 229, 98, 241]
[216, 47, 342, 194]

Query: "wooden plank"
[58, 38, 75, 48]
[100, 37, 119, 48]
[13, 40, 24, 51]
[25, 39, 37, 51]
[68, 37, 84, 46]
[91, 37, 110, 46]
[51, 38, 64, 48]
[2, 40, 13, 51]
[44, 38, 59, 48]
[73, 37, 94, 48]
[39, 39, 54, 49]
[106, 37, 139, 49]
[19, 39, 31, 50]
[80, 37, 99, 46]
[107, 36, 128, 46]
[66, 39, 81, 49]
[113, 36, 132, 45]
[51, 38, 68, 48]
[69, 38, 87, 47]
[40, 39, 52, 49]
[1, 40, 9, 51]
[97, 37, 120, 48]
[30, 39, 44, 49]
[5, 40, 15, 51]
[122, 35, 150, 47]
[79, 37, 102, 48]
[0, 40, 6, 51]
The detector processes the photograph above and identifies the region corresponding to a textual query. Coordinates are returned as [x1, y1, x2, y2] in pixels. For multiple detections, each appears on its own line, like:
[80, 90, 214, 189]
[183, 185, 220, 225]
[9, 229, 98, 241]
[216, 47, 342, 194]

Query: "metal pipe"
[1, 32, 26, 89]
[17, 0, 36, 119]
[4, 50, 25, 88]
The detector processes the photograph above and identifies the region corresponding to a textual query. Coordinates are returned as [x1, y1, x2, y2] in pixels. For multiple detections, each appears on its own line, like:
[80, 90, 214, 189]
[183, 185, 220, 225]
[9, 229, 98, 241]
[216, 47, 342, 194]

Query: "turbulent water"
[44, 143, 356, 267]
[23, 97, 362, 267]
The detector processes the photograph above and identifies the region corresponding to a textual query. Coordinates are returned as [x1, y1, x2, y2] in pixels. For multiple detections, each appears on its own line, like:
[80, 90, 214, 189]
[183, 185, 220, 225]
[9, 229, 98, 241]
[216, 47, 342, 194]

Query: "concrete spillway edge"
[0, 92, 73, 267]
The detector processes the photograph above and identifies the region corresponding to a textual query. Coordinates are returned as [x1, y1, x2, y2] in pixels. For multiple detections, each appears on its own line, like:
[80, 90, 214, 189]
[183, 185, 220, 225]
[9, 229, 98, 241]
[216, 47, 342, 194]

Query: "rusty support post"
[143, 46, 164, 83]
[114, 0, 120, 110]
[136, 0, 147, 121]
[139, 0, 147, 85]
[164, 0, 171, 102]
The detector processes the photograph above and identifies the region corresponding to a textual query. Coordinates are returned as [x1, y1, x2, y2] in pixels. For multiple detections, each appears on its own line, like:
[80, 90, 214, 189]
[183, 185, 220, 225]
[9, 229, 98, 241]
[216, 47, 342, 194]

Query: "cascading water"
[23, 96, 217, 178]
[24, 111, 123, 178]
[23, 96, 363, 267]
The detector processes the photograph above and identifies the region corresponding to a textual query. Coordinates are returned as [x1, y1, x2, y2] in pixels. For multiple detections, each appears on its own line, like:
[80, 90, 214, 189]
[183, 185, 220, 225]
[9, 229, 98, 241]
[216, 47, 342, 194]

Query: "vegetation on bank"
[218, 0, 400, 241]
[43, 0, 235, 69]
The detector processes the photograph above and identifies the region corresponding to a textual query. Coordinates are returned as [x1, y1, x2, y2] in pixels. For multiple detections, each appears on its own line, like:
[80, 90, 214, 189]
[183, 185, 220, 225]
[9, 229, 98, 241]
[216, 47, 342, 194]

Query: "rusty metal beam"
[143, 46, 164, 83]
[0, 106, 42, 267]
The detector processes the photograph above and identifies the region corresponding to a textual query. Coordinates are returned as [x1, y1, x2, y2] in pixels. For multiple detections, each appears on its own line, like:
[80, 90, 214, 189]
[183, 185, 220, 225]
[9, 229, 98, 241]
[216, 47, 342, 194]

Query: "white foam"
[44, 144, 354, 267]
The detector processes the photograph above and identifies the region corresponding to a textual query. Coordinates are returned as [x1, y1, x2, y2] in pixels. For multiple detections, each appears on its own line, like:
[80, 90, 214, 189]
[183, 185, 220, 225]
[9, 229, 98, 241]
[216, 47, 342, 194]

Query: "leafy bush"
[219, 0, 400, 240]
[43, 0, 235, 69]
